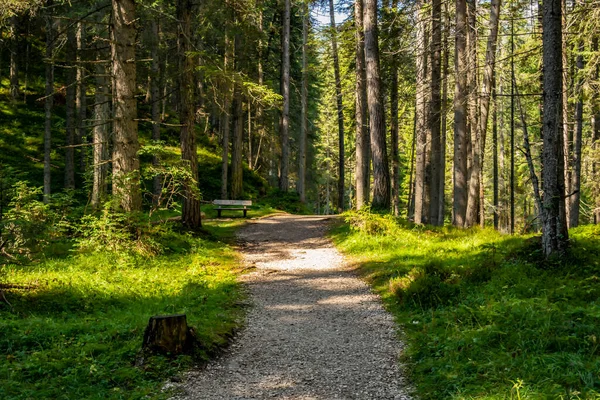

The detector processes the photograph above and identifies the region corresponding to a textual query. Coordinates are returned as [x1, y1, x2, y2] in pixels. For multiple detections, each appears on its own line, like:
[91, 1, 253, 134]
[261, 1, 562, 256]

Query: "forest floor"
[171, 214, 412, 399]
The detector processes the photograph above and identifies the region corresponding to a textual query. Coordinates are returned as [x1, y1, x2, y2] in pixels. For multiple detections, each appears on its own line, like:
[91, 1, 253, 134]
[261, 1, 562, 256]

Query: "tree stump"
[142, 314, 193, 355]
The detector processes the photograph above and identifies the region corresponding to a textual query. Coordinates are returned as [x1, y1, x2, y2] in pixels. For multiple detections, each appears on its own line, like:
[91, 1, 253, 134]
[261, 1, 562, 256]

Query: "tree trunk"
[541, 0, 569, 256]
[230, 89, 244, 199]
[329, 0, 345, 212]
[464, 0, 480, 227]
[150, 18, 162, 204]
[9, 16, 19, 101]
[355, 0, 370, 210]
[414, 0, 429, 224]
[279, 0, 291, 192]
[453, 0, 468, 227]
[428, 0, 442, 225]
[390, 56, 400, 217]
[298, 1, 308, 203]
[65, 27, 76, 190]
[112, 0, 142, 212]
[438, 0, 450, 225]
[76, 22, 87, 171]
[364, 0, 390, 210]
[178, 0, 201, 228]
[91, 19, 110, 209]
[475, 0, 501, 228]
[492, 72, 499, 230]
[569, 38, 584, 227]
[593, 37, 600, 224]
[43, 1, 54, 204]
[221, 28, 233, 200]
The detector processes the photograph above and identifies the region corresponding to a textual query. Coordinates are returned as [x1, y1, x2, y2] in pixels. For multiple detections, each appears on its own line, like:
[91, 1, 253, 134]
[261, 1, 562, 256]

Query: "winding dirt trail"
[173, 215, 412, 400]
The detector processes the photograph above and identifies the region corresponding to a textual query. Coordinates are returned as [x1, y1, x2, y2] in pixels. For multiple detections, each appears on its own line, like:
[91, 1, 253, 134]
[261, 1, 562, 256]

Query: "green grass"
[0, 220, 248, 400]
[331, 212, 600, 399]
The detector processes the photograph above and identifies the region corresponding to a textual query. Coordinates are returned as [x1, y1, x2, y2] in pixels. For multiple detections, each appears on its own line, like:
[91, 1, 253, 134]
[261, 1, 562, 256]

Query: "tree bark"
[364, 0, 390, 210]
[76, 22, 87, 171]
[178, 0, 201, 228]
[91, 14, 110, 209]
[279, 0, 291, 192]
[465, 0, 480, 227]
[150, 18, 162, 204]
[428, 0, 442, 225]
[221, 26, 233, 200]
[569, 38, 584, 227]
[43, 1, 54, 204]
[474, 0, 501, 228]
[230, 87, 244, 199]
[414, 0, 429, 224]
[298, 1, 308, 203]
[593, 37, 600, 224]
[142, 314, 193, 355]
[112, 0, 142, 212]
[328, 0, 345, 212]
[9, 16, 19, 101]
[453, 0, 468, 227]
[355, 0, 370, 210]
[65, 27, 77, 190]
[542, 0, 568, 256]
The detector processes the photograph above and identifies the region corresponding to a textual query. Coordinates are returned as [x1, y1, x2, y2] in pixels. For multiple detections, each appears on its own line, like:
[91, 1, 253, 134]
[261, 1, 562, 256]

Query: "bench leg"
[217, 209, 222, 218]
[243, 209, 247, 218]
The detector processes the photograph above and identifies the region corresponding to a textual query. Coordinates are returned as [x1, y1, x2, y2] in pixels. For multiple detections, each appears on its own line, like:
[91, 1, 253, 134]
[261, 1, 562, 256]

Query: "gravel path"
[172, 215, 412, 400]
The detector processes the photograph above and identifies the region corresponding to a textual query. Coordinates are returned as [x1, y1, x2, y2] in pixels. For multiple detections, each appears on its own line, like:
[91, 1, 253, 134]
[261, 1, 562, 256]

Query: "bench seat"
[213, 200, 252, 218]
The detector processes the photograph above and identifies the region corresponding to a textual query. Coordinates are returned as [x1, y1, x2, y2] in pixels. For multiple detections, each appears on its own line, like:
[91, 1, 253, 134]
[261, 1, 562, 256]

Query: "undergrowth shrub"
[345, 208, 401, 235]
[0, 182, 74, 264]
[390, 261, 460, 308]
[76, 204, 191, 257]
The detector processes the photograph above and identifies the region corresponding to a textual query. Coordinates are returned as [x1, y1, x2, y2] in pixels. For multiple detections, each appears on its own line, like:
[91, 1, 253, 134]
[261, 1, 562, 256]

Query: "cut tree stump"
[142, 314, 194, 355]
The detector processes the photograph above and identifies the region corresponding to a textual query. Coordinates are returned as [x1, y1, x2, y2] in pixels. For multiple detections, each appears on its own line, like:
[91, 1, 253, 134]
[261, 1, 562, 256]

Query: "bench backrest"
[213, 200, 252, 206]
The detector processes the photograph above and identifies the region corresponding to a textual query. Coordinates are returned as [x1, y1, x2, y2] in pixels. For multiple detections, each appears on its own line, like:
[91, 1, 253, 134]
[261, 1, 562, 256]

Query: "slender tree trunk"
[279, 0, 291, 192]
[438, 0, 450, 225]
[593, 37, 600, 224]
[492, 71, 499, 230]
[76, 22, 87, 171]
[355, 0, 370, 210]
[9, 16, 19, 101]
[43, 1, 54, 204]
[112, 0, 142, 212]
[561, 0, 571, 224]
[221, 29, 233, 200]
[465, 0, 480, 227]
[475, 0, 501, 228]
[65, 27, 77, 190]
[178, 0, 201, 228]
[569, 38, 584, 227]
[298, 1, 308, 203]
[230, 27, 244, 200]
[453, 0, 468, 227]
[414, 0, 429, 223]
[428, 0, 442, 225]
[92, 39, 110, 209]
[230, 90, 243, 199]
[390, 58, 400, 217]
[329, 0, 345, 212]
[364, 0, 390, 210]
[542, 0, 568, 256]
[150, 18, 162, 203]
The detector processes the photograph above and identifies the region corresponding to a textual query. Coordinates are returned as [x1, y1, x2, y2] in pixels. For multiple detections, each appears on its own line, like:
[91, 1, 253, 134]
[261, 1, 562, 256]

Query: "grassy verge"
[331, 211, 600, 399]
[0, 220, 249, 400]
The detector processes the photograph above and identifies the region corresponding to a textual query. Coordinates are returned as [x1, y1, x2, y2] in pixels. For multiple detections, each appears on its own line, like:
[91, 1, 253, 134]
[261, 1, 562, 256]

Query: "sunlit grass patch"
[0, 223, 246, 400]
[331, 212, 600, 399]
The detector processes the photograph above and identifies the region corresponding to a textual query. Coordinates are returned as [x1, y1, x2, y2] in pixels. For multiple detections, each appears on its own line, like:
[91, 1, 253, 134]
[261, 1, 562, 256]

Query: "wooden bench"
[213, 200, 252, 218]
